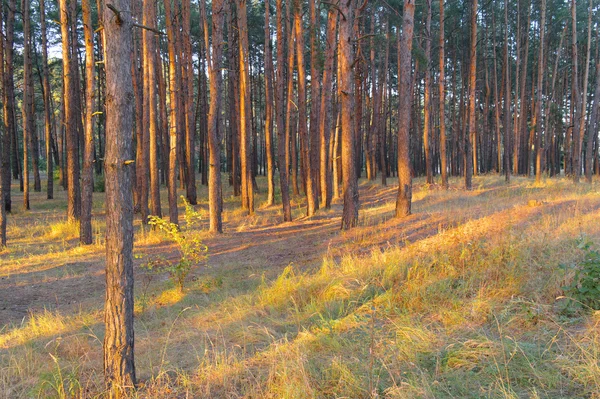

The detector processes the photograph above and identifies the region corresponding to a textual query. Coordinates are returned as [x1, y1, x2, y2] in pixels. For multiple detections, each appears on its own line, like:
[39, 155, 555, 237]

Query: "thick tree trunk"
[423, 0, 433, 184]
[503, 0, 511, 183]
[339, 0, 358, 230]
[102, 0, 136, 393]
[21, 0, 33, 210]
[396, 0, 415, 217]
[144, 0, 161, 216]
[2, 0, 15, 213]
[465, 0, 477, 190]
[264, 0, 275, 206]
[60, 0, 82, 221]
[208, 0, 225, 232]
[319, 9, 337, 208]
[571, 0, 582, 182]
[237, 0, 254, 214]
[80, 0, 95, 244]
[164, 0, 180, 224]
[439, 0, 448, 188]
[294, 0, 317, 216]
[276, 0, 292, 221]
[535, 0, 546, 183]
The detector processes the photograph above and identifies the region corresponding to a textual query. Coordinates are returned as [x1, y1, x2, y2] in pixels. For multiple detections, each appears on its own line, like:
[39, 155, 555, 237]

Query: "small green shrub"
[562, 237, 600, 310]
[144, 197, 208, 292]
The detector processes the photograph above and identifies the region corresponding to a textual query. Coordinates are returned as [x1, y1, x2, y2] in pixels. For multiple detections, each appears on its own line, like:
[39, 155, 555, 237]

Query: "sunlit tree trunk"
[207, 0, 225, 232]
[571, 0, 582, 183]
[80, 0, 96, 244]
[465, 0, 476, 190]
[339, 0, 358, 230]
[439, 0, 448, 188]
[535, 0, 545, 183]
[264, 0, 275, 206]
[423, 0, 433, 184]
[294, 0, 317, 216]
[102, 0, 136, 394]
[237, 0, 254, 214]
[319, 8, 337, 208]
[396, 0, 415, 217]
[503, 0, 511, 183]
[60, 0, 82, 221]
[164, 0, 180, 224]
[144, 0, 161, 216]
[276, 0, 292, 221]
[0, 6, 6, 246]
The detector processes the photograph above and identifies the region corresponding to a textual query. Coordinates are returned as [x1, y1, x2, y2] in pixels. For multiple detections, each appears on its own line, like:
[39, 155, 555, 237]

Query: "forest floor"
[1, 174, 600, 398]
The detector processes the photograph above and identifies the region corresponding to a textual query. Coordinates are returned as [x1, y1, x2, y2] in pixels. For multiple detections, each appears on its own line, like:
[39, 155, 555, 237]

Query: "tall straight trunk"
[80, 0, 95, 244]
[286, 18, 299, 196]
[535, 0, 546, 183]
[512, 0, 521, 175]
[144, 0, 161, 216]
[504, 0, 511, 182]
[21, 0, 32, 210]
[439, 0, 448, 188]
[0, 6, 6, 245]
[339, 0, 357, 230]
[157, 51, 169, 186]
[276, 0, 292, 220]
[574, 0, 592, 182]
[517, 3, 531, 175]
[2, 0, 15, 213]
[295, 0, 317, 216]
[60, 0, 81, 221]
[423, 0, 433, 184]
[379, 18, 389, 187]
[237, 0, 254, 214]
[319, 9, 337, 208]
[571, 0, 582, 182]
[181, 0, 197, 204]
[132, 14, 147, 218]
[466, 0, 477, 190]
[264, 0, 275, 206]
[164, 0, 180, 224]
[396, 0, 415, 217]
[308, 0, 320, 209]
[207, 0, 225, 232]
[40, 0, 53, 200]
[103, 0, 136, 392]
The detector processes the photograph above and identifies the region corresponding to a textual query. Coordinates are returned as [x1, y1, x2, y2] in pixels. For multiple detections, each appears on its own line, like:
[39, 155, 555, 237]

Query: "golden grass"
[1, 175, 600, 397]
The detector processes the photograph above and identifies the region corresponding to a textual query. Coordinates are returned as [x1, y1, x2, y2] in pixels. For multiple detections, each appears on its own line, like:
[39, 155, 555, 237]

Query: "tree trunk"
[207, 0, 225, 232]
[535, 0, 546, 183]
[439, 0, 448, 188]
[237, 0, 254, 214]
[60, 0, 82, 221]
[339, 0, 358, 230]
[164, 0, 180, 224]
[294, 0, 317, 216]
[21, 0, 33, 210]
[396, 0, 415, 217]
[319, 8, 337, 208]
[571, 0, 582, 182]
[40, 0, 54, 200]
[423, 0, 433, 184]
[276, 0, 292, 221]
[144, 0, 161, 216]
[465, 0, 477, 190]
[102, 0, 136, 393]
[264, 0, 275, 206]
[80, 0, 95, 244]
[504, 0, 511, 183]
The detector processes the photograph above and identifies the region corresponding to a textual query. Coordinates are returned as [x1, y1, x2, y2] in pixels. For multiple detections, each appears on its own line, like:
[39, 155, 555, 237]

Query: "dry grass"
[1, 175, 600, 398]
